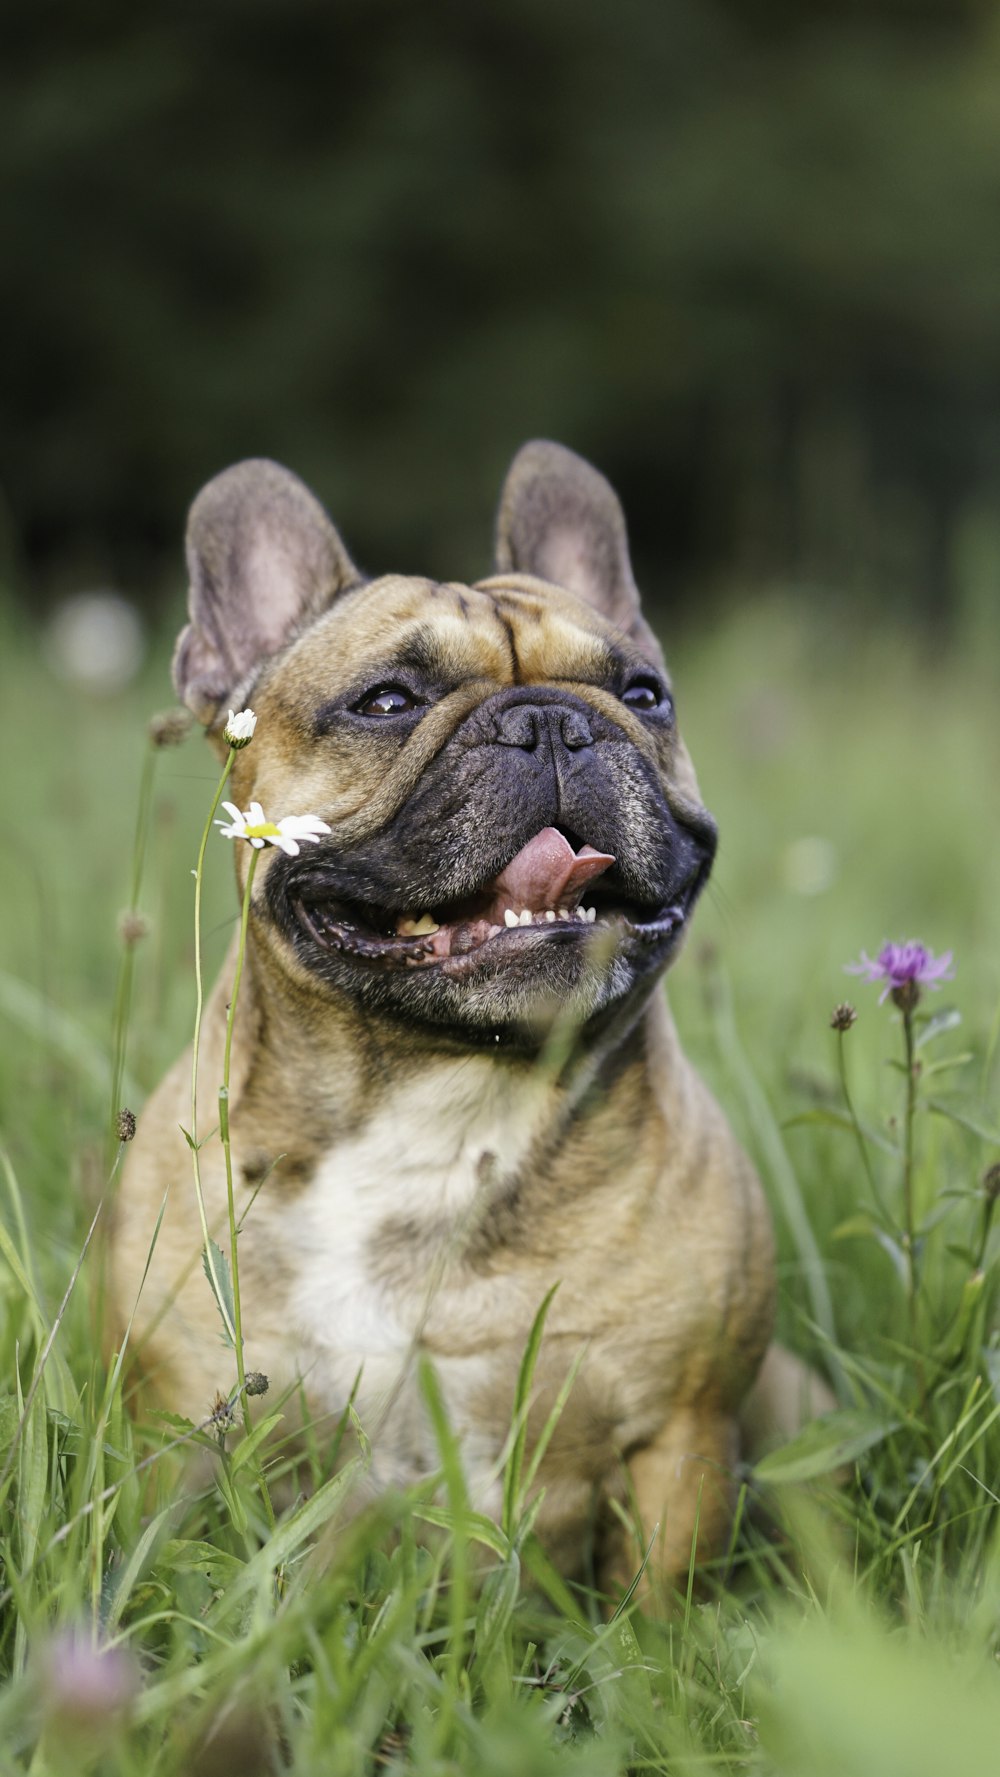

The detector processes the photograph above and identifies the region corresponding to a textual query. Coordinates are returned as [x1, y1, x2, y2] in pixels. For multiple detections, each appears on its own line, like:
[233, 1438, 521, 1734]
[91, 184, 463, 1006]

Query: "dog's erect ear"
[173, 459, 361, 723]
[495, 440, 651, 641]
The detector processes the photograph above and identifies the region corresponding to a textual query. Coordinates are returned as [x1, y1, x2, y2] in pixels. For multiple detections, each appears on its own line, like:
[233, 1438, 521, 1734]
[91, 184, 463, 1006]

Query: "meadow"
[1, 588, 999, 1775]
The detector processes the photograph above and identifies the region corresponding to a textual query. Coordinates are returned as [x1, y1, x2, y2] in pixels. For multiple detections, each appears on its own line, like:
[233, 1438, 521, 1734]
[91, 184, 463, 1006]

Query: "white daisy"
[215, 800, 331, 856]
[223, 708, 257, 749]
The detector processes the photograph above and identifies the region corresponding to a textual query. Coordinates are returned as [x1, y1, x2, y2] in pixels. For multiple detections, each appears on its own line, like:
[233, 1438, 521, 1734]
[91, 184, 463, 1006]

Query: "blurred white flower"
[42, 592, 145, 694]
[215, 800, 330, 856]
[223, 707, 257, 748]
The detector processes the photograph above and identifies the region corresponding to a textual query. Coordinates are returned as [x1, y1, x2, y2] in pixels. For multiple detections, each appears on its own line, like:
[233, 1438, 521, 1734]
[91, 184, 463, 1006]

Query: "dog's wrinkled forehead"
[173, 441, 665, 730]
[274, 570, 654, 707]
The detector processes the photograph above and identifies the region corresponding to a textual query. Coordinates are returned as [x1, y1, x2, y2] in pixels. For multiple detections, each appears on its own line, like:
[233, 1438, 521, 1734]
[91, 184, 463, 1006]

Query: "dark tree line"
[3, 0, 999, 622]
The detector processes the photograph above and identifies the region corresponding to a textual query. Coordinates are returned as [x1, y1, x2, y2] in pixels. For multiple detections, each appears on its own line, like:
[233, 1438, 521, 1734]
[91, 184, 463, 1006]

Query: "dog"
[111, 441, 776, 1593]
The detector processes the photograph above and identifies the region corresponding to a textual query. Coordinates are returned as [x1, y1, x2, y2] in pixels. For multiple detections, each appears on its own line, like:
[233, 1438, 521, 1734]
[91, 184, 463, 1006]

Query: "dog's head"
[174, 442, 717, 1047]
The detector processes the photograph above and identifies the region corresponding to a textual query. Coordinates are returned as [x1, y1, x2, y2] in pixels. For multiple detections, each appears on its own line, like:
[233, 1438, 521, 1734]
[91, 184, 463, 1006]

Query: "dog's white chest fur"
[284, 1055, 542, 1490]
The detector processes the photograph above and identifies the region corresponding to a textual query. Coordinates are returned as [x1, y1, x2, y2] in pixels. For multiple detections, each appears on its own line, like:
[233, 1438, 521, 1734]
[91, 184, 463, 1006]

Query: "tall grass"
[1, 593, 1000, 1773]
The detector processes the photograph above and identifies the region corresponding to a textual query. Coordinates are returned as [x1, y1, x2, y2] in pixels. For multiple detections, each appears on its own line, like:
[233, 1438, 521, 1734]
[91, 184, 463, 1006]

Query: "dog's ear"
[173, 459, 361, 723]
[495, 441, 657, 651]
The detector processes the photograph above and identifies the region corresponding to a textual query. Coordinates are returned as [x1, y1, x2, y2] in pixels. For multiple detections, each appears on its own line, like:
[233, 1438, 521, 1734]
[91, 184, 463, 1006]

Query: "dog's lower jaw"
[261, 905, 690, 1055]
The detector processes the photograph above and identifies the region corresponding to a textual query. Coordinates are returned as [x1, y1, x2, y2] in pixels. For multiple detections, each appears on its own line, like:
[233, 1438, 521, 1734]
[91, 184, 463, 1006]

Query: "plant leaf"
[179, 1123, 219, 1152]
[201, 1239, 236, 1348]
[927, 1098, 1000, 1147]
[503, 1282, 559, 1542]
[915, 1007, 962, 1049]
[473, 1551, 521, 1672]
[413, 1506, 510, 1558]
[783, 1107, 900, 1157]
[920, 1053, 974, 1081]
[230, 1412, 283, 1474]
[753, 1409, 901, 1485]
[833, 1213, 882, 1241]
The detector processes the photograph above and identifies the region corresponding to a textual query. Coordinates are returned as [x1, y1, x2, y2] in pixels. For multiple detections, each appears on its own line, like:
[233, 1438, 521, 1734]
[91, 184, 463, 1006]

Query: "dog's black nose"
[493, 702, 594, 753]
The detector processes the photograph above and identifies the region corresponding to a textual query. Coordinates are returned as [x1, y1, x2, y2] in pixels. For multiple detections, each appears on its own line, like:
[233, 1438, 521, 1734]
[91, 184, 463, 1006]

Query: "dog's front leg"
[606, 1405, 740, 1604]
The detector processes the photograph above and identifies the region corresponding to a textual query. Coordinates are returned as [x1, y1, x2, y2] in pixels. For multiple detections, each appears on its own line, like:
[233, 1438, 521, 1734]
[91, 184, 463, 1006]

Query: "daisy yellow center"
[244, 821, 282, 839]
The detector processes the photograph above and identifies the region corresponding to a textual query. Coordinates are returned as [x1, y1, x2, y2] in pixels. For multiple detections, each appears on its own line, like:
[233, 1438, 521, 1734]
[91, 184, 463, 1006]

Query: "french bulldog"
[112, 441, 775, 1592]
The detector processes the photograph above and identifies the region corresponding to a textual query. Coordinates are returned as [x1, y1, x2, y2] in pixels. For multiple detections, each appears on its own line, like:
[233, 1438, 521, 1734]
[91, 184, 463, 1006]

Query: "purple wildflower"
[846, 941, 955, 1006]
[37, 1629, 137, 1731]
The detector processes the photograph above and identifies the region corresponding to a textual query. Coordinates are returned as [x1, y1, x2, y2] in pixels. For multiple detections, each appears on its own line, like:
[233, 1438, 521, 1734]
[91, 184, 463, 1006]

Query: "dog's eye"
[355, 685, 421, 717]
[621, 675, 668, 714]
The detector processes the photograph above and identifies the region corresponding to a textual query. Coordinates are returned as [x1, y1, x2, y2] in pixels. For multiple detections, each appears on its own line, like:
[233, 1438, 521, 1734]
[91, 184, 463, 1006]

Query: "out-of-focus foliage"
[3, 0, 1000, 615]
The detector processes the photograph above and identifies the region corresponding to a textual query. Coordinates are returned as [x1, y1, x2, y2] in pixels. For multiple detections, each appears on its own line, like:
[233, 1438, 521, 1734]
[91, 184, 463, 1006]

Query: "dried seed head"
[115, 1108, 137, 1143]
[117, 909, 150, 946]
[830, 1002, 857, 1032]
[209, 1392, 236, 1431]
[148, 706, 193, 748]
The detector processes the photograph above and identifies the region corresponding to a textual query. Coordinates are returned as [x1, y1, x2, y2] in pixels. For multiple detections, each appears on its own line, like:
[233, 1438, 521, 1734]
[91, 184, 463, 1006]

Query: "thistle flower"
[830, 1002, 857, 1032]
[215, 800, 330, 856]
[846, 941, 955, 1007]
[223, 708, 257, 749]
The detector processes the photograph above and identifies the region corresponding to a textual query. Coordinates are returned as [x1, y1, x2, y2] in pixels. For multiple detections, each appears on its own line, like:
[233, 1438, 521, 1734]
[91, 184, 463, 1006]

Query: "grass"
[2, 589, 1000, 1773]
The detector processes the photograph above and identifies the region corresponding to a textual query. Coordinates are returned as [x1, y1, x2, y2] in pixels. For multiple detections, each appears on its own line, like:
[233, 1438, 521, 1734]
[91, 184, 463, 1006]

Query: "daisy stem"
[189, 749, 238, 1350]
[219, 846, 275, 1529]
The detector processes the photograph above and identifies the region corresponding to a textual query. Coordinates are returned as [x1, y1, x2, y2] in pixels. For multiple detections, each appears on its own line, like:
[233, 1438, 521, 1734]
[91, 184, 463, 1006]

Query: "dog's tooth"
[545, 909, 556, 922]
[397, 913, 440, 937]
[504, 909, 519, 929]
[557, 907, 569, 922]
[488, 924, 501, 938]
[587, 906, 597, 923]
[518, 909, 532, 926]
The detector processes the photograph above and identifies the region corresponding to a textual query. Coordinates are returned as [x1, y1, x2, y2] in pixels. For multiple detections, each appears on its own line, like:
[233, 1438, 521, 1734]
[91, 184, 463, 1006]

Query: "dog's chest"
[283, 1058, 543, 1457]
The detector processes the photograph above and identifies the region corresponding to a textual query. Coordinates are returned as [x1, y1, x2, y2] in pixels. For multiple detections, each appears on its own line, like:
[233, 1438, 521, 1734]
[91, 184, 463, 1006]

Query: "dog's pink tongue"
[491, 827, 615, 915]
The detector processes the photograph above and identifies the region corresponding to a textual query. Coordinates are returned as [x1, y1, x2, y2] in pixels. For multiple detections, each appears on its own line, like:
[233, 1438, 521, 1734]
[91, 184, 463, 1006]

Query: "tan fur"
[111, 446, 776, 1598]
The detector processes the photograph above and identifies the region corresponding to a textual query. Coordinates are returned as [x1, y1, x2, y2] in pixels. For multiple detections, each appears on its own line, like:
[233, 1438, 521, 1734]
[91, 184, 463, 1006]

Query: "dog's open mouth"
[290, 828, 690, 970]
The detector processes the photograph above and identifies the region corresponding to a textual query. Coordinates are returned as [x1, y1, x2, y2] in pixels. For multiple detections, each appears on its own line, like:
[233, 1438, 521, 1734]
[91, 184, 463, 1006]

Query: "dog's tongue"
[490, 827, 615, 916]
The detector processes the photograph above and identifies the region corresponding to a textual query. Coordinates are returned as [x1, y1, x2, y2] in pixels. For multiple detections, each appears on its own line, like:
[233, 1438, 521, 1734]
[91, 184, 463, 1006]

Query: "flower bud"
[890, 980, 921, 1013]
[224, 708, 257, 749]
[830, 1002, 857, 1032]
[116, 1108, 137, 1143]
[210, 1392, 236, 1431]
